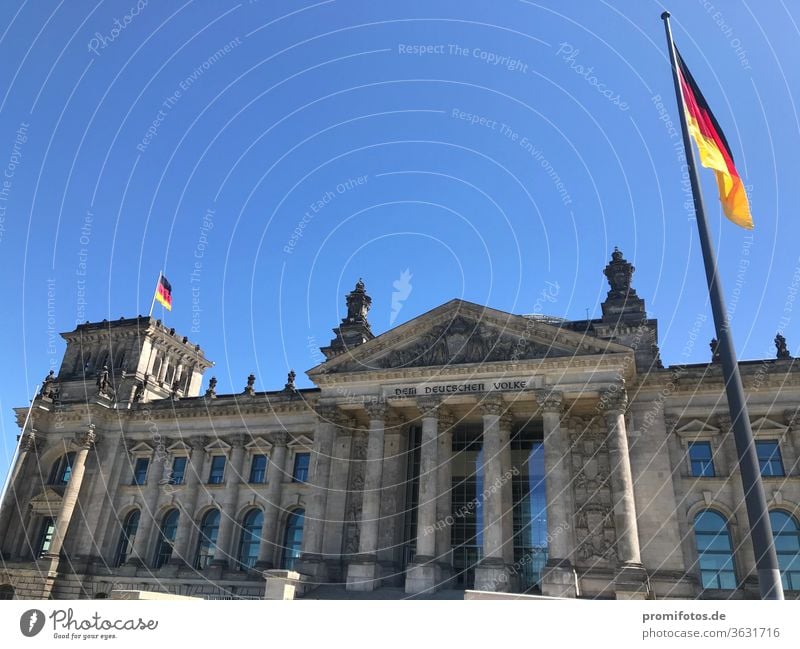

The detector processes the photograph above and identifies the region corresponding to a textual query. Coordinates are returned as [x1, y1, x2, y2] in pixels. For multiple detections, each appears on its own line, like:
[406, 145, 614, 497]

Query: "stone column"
[347, 403, 389, 591]
[405, 397, 441, 594]
[602, 387, 648, 599]
[45, 427, 96, 559]
[257, 433, 288, 568]
[0, 430, 38, 556]
[539, 392, 579, 598]
[169, 437, 206, 568]
[211, 435, 246, 569]
[435, 410, 454, 582]
[474, 396, 511, 592]
[298, 405, 338, 582]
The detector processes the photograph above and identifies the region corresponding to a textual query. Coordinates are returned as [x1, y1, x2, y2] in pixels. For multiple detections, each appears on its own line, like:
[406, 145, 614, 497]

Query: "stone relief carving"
[342, 431, 368, 555]
[569, 418, 617, 566]
[341, 314, 569, 370]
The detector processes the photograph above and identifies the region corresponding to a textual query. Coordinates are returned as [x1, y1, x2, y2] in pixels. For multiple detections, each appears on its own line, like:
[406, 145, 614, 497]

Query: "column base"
[435, 560, 455, 590]
[345, 556, 381, 592]
[404, 556, 440, 594]
[473, 558, 511, 593]
[541, 560, 579, 598]
[614, 563, 650, 600]
[295, 555, 329, 587]
[263, 569, 301, 600]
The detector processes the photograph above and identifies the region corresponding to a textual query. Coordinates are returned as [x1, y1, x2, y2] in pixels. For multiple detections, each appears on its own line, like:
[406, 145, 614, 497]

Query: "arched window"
[280, 509, 305, 570]
[770, 510, 800, 591]
[237, 509, 264, 570]
[693, 510, 737, 590]
[48, 452, 75, 485]
[114, 510, 140, 567]
[153, 509, 179, 569]
[194, 509, 221, 569]
[0, 584, 14, 600]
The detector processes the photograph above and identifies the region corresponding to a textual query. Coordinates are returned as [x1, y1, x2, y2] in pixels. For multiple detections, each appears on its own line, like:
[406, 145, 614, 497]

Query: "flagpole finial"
[661, 11, 670, 20]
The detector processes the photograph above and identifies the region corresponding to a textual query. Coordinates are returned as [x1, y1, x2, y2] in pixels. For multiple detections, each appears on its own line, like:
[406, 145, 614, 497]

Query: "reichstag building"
[0, 249, 798, 600]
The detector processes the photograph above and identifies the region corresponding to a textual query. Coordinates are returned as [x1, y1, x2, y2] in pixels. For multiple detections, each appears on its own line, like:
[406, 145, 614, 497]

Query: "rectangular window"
[292, 452, 310, 483]
[249, 454, 268, 484]
[688, 442, 715, 477]
[756, 440, 784, 477]
[37, 517, 55, 558]
[169, 456, 187, 485]
[208, 455, 226, 484]
[132, 458, 150, 485]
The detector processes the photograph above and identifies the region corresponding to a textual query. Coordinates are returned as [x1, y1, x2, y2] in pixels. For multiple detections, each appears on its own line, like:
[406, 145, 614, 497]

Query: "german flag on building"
[676, 49, 753, 229]
[154, 274, 172, 311]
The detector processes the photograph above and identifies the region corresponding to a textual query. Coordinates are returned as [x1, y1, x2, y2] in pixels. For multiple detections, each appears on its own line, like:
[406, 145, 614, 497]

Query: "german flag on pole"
[154, 274, 172, 311]
[676, 49, 753, 229]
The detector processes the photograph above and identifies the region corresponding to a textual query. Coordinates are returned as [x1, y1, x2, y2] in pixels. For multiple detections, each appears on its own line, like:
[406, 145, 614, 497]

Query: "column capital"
[599, 385, 628, 415]
[416, 396, 441, 417]
[270, 431, 289, 447]
[19, 429, 39, 452]
[479, 394, 505, 417]
[663, 417, 678, 435]
[314, 402, 343, 423]
[76, 425, 97, 449]
[784, 408, 800, 430]
[438, 408, 456, 431]
[228, 433, 248, 448]
[364, 401, 390, 421]
[716, 413, 732, 430]
[536, 390, 564, 414]
[189, 436, 208, 451]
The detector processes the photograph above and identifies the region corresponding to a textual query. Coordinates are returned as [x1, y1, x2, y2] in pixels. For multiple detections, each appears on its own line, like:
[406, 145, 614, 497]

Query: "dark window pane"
[770, 511, 800, 592]
[195, 509, 221, 569]
[237, 509, 264, 570]
[694, 511, 736, 590]
[249, 455, 267, 484]
[114, 510, 140, 566]
[154, 509, 179, 568]
[292, 453, 310, 483]
[280, 509, 305, 569]
[169, 457, 187, 485]
[37, 517, 55, 558]
[132, 458, 149, 485]
[688, 442, 715, 477]
[208, 456, 226, 484]
[756, 441, 784, 477]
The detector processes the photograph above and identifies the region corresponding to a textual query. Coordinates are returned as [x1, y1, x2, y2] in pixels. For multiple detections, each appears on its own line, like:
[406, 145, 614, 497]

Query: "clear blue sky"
[1, 0, 799, 477]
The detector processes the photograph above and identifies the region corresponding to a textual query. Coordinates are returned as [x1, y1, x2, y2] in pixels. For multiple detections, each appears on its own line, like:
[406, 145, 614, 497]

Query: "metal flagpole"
[148, 270, 162, 318]
[661, 11, 783, 600]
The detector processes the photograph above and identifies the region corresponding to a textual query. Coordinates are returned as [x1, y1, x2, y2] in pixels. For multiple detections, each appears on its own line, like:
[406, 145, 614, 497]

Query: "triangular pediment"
[245, 436, 273, 452]
[288, 434, 313, 450]
[309, 299, 631, 376]
[751, 417, 788, 435]
[675, 419, 721, 437]
[29, 488, 62, 516]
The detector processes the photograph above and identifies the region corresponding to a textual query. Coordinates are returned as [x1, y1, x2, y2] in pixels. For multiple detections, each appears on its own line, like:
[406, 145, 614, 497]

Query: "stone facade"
[1, 250, 799, 600]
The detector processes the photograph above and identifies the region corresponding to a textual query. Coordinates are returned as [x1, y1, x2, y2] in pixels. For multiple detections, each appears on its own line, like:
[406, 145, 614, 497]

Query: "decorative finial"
[205, 376, 218, 399]
[285, 369, 297, 392]
[244, 373, 256, 395]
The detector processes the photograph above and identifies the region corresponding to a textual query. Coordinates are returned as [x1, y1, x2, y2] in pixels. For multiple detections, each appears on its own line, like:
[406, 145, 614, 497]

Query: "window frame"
[693, 509, 738, 591]
[770, 509, 800, 592]
[48, 452, 76, 485]
[755, 440, 785, 477]
[292, 452, 310, 483]
[153, 509, 179, 569]
[207, 455, 226, 485]
[688, 441, 716, 478]
[280, 508, 305, 570]
[131, 457, 150, 486]
[114, 509, 141, 567]
[194, 509, 221, 569]
[37, 516, 56, 558]
[248, 454, 268, 484]
[168, 455, 188, 485]
[237, 508, 264, 570]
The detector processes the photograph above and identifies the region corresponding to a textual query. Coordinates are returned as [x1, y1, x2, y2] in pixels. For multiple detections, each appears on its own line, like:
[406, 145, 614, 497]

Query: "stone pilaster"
[539, 391, 579, 598]
[45, 427, 96, 559]
[405, 397, 441, 594]
[474, 395, 511, 592]
[169, 437, 206, 568]
[601, 387, 649, 599]
[298, 404, 338, 583]
[347, 402, 389, 591]
[211, 434, 246, 569]
[257, 432, 288, 568]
